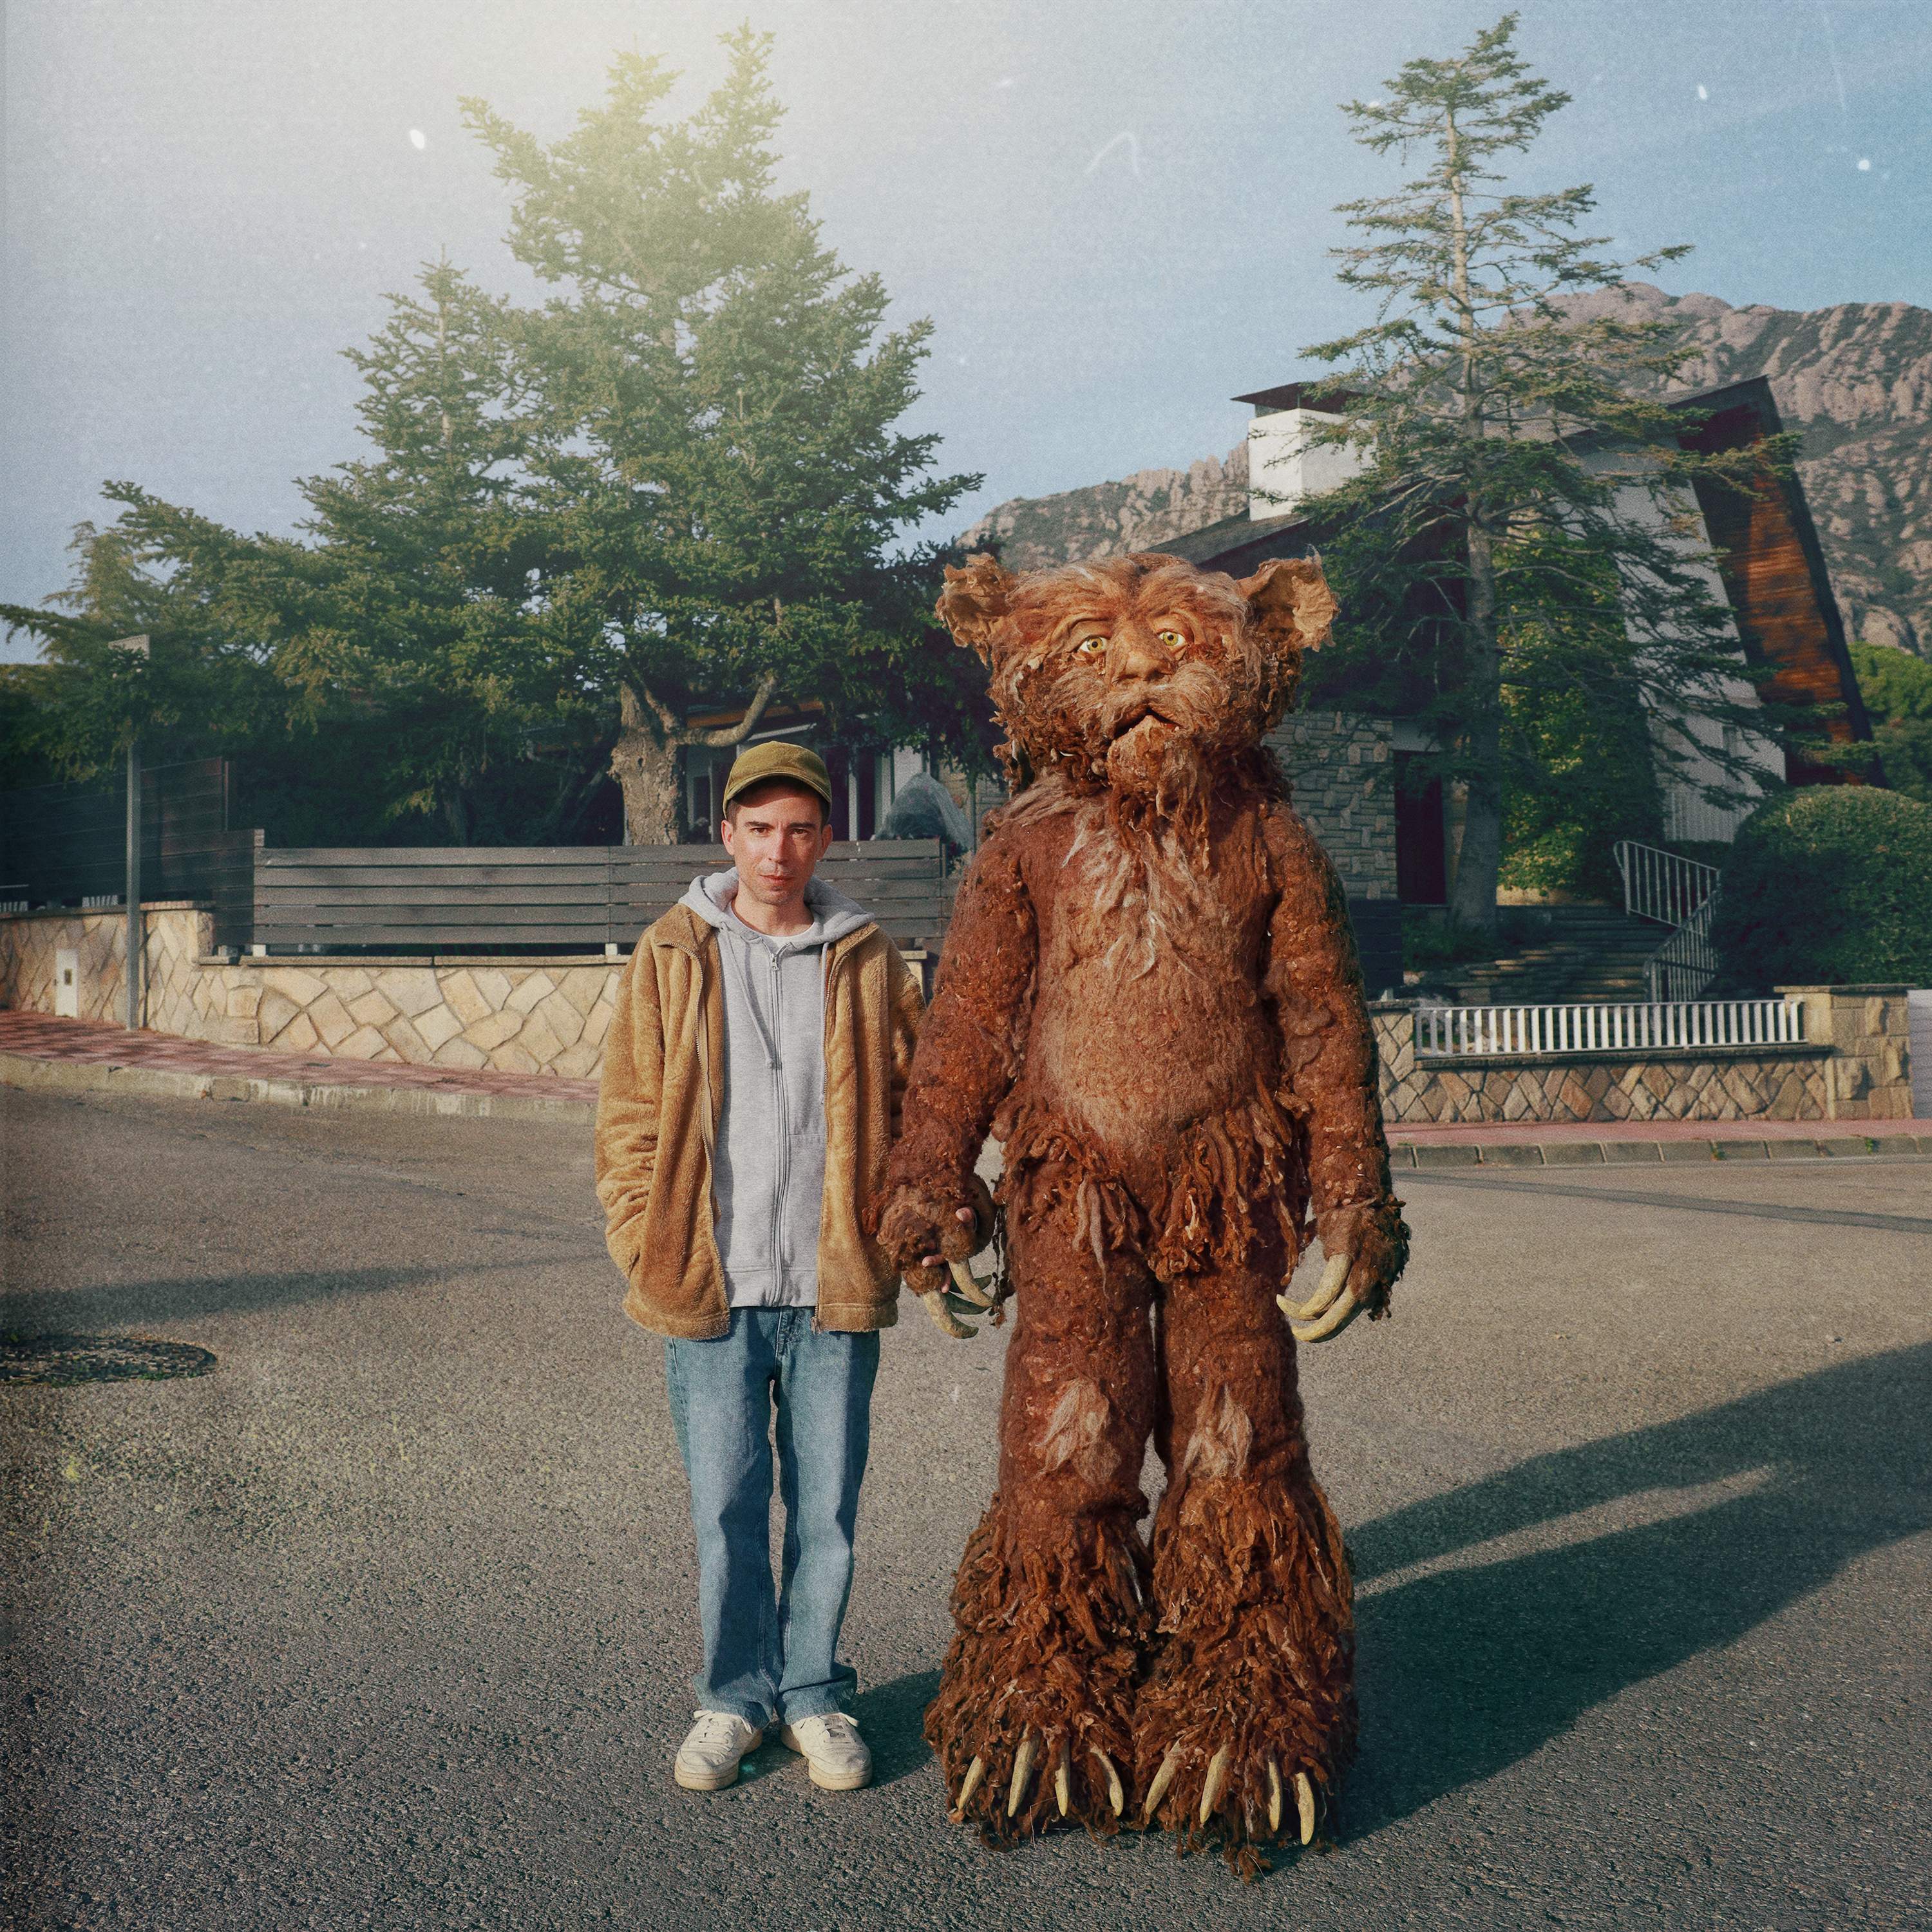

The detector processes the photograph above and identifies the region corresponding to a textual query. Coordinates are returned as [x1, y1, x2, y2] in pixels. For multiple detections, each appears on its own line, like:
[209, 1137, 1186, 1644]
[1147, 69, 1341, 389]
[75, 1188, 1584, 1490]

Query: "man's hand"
[1278, 1197, 1409, 1345]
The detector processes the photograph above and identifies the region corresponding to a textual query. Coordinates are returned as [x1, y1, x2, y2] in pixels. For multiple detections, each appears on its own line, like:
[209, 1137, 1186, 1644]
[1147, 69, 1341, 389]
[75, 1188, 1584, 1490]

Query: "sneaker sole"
[675, 1728, 762, 1790]
[777, 1723, 872, 1791]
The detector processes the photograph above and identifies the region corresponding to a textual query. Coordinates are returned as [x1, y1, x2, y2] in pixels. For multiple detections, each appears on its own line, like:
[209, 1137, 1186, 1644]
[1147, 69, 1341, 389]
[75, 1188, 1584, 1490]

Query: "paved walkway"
[2, 1010, 1926, 1159]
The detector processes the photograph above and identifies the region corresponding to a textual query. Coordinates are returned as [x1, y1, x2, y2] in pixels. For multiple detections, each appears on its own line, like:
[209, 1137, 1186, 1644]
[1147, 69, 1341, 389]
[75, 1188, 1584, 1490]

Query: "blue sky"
[5, 0, 1929, 661]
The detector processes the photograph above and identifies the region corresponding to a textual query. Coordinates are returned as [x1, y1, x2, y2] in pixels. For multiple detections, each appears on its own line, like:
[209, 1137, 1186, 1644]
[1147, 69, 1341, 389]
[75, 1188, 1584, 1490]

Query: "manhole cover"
[0, 1334, 217, 1385]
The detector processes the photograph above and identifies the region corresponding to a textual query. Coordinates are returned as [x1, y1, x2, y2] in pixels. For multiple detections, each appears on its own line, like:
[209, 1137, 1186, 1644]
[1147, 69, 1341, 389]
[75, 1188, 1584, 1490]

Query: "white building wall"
[1573, 443, 1784, 846]
[1245, 408, 1369, 520]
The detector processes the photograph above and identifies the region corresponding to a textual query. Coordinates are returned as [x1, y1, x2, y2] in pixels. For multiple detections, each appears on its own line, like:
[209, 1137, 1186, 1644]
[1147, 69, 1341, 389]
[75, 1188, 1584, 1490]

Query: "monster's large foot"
[1133, 1477, 1356, 1877]
[925, 1507, 1151, 1842]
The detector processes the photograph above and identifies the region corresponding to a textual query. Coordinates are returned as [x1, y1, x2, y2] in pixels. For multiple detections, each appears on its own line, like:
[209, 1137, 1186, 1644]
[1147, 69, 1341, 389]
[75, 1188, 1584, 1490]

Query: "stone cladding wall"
[1778, 985, 1921, 1121]
[1266, 711, 1397, 901]
[1, 905, 618, 1079]
[6, 913, 1914, 1115]
[1368, 986, 1916, 1124]
[0, 903, 212, 1030]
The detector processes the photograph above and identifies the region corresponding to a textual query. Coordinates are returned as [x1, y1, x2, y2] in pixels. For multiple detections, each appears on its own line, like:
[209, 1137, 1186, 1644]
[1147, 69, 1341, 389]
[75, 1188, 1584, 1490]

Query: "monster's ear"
[936, 553, 1018, 662]
[1239, 556, 1340, 654]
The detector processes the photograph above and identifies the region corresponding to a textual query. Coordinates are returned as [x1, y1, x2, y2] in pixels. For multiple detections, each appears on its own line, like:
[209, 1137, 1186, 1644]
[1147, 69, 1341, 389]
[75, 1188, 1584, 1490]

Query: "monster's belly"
[1021, 939, 1276, 1156]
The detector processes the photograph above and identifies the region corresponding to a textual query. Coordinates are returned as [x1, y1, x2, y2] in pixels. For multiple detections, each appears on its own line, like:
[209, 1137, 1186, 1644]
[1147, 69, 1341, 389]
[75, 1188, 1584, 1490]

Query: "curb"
[0, 1050, 596, 1126]
[1390, 1132, 1932, 1168]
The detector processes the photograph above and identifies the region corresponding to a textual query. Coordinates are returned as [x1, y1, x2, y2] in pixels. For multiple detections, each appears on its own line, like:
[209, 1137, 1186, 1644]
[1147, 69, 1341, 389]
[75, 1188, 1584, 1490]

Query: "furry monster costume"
[875, 550, 1408, 1875]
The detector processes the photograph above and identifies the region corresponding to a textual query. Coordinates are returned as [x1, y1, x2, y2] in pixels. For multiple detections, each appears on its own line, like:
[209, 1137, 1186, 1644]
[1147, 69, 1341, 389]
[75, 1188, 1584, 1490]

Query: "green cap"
[720, 740, 835, 813]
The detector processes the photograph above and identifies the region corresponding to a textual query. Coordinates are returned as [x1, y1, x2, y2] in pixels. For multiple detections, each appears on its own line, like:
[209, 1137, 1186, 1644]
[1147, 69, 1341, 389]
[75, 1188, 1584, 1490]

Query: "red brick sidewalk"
[3, 1010, 1925, 1157]
[0, 1011, 597, 1113]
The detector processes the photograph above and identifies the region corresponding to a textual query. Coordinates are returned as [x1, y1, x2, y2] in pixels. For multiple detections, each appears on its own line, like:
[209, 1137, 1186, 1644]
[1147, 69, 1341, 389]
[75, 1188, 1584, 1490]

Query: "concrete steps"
[1439, 907, 1665, 1006]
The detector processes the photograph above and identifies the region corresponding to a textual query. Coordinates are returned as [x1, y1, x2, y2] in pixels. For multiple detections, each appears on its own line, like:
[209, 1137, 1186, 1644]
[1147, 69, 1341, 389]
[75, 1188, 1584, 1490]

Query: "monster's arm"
[1260, 804, 1410, 1339]
[875, 828, 1037, 1274]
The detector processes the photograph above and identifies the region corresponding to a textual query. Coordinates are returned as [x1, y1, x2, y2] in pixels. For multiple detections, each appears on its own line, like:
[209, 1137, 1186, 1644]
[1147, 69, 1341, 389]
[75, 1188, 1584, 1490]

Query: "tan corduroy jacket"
[594, 901, 924, 1339]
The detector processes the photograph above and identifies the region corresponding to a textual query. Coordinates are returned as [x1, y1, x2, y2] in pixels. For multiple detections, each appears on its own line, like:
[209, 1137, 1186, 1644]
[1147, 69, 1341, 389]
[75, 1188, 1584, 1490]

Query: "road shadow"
[1342, 1341, 1932, 1837]
[851, 1668, 941, 1786]
[0, 1263, 478, 1333]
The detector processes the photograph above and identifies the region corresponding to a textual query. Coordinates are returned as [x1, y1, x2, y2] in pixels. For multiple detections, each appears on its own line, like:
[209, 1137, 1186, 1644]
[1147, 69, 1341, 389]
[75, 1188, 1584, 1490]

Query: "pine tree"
[464, 29, 980, 842]
[1295, 13, 1794, 933]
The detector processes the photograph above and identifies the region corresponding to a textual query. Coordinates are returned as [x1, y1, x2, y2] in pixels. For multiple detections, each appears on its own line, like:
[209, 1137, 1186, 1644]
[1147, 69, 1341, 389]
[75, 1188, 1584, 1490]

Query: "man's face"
[720, 781, 834, 911]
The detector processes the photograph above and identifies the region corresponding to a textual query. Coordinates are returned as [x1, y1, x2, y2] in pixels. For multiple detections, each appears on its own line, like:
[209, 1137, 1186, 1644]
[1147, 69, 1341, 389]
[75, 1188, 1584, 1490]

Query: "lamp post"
[111, 635, 149, 1029]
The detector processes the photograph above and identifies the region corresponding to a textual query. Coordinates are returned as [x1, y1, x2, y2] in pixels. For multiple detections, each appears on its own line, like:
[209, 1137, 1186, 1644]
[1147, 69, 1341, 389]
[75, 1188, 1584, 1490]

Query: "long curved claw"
[1198, 1744, 1231, 1825]
[1054, 1757, 1070, 1817]
[1267, 1759, 1282, 1834]
[1007, 1732, 1037, 1817]
[916, 1284, 978, 1339]
[1091, 1747, 1124, 1817]
[1141, 1745, 1181, 1823]
[947, 1258, 997, 1310]
[952, 1755, 985, 1818]
[1289, 1287, 1361, 1345]
[1280, 1248, 1352, 1323]
[1295, 1770, 1316, 1845]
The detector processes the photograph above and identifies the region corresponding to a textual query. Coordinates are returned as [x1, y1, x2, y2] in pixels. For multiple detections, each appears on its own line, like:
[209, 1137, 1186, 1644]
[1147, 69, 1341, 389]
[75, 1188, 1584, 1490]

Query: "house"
[1142, 374, 1879, 936]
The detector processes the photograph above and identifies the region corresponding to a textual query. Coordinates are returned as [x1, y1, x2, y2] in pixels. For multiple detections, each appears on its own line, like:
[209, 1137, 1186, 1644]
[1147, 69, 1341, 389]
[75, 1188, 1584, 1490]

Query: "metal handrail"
[1613, 838, 1724, 1000]
[1613, 838, 1719, 928]
[1415, 998, 1803, 1059]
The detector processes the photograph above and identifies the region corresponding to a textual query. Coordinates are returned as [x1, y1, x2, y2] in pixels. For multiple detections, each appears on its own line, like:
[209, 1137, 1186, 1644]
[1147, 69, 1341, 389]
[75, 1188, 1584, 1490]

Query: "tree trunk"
[1449, 518, 1504, 935]
[1441, 111, 1502, 937]
[608, 673, 784, 846]
[611, 685, 685, 845]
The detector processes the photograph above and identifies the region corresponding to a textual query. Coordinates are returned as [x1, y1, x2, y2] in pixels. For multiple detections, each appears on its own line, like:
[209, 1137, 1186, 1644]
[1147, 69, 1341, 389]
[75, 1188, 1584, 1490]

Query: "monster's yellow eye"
[1157, 630, 1185, 650]
[1076, 635, 1108, 656]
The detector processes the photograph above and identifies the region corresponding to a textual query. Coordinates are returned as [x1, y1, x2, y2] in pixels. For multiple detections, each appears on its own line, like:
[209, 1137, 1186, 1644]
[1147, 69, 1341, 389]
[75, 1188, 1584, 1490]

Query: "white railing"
[1614, 838, 1724, 1000]
[1614, 838, 1719, 928]
[1416, 998, 1804, 1059]
[1645, 896, 1721, 1001]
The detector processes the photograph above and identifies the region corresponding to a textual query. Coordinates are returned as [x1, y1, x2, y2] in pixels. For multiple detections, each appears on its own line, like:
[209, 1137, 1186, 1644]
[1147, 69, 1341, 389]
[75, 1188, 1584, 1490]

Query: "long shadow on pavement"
[1344, 1341, 1932, 1835]
[0, 1261, 542, 1332]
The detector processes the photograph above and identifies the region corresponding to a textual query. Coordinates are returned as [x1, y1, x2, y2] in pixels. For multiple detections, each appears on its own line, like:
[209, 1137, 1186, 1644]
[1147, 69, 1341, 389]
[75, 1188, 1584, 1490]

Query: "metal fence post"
[125, 735, 142, 1030]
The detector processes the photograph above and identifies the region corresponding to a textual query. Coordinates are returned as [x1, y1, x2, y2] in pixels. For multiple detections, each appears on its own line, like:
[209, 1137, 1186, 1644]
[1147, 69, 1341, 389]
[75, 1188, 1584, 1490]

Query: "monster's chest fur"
[1004, 788, 1284, 1150]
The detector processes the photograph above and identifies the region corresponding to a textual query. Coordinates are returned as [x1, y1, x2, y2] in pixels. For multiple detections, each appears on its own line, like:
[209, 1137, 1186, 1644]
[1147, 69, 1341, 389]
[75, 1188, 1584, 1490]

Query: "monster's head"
[936, 550, 1338, 802]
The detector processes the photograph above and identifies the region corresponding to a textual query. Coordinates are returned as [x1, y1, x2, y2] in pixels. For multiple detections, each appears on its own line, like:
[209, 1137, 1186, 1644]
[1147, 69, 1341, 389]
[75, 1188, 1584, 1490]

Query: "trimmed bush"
[1712, 786, 1932, 989]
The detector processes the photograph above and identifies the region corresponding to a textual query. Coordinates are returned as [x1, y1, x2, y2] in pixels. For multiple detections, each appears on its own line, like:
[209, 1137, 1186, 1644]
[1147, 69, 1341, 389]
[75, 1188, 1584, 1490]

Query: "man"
[594, 741, 924, 1796]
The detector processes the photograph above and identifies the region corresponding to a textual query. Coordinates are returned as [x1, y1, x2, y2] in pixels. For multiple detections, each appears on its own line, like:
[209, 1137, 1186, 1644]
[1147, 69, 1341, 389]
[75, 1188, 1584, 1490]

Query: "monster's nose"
[1109, 630, 1168, 684]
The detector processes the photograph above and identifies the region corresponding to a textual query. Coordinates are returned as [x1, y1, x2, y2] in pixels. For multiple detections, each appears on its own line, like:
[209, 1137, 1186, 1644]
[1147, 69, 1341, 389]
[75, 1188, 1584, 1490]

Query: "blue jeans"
[663, 1309, 880, 1729]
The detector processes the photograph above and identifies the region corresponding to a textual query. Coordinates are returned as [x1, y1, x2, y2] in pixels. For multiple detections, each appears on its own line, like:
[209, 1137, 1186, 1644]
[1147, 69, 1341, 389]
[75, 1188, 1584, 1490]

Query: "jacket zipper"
[769, 947, 788, 1306]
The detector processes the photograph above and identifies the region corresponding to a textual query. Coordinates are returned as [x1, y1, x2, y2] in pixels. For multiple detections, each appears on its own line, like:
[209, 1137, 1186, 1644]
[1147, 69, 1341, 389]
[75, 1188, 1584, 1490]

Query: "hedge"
[1712, 786, 1932, 989]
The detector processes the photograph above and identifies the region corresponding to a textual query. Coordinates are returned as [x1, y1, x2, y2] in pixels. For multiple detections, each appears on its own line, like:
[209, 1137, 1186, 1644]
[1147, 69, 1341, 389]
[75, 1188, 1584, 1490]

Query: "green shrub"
[1713, 786, 1932, 989]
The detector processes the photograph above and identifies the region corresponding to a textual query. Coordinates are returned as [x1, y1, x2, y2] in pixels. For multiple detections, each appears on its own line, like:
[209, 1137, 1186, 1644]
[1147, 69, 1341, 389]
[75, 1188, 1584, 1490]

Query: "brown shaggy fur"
[876, 551, 1408, 1876]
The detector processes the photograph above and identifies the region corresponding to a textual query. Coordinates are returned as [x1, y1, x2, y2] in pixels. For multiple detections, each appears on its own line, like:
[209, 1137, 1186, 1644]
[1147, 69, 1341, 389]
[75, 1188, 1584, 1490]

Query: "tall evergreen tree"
[1295, 13, 1792, 933]
[464, 28, 980, 841]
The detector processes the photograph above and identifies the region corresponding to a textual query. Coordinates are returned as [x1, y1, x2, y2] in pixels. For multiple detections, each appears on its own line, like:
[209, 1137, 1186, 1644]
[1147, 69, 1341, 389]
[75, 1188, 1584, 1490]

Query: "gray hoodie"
[680, 867, 876, 1309]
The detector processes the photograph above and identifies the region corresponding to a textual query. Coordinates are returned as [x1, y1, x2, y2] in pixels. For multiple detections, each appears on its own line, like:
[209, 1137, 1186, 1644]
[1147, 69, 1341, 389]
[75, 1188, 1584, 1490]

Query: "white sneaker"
[674, 1709, 764, 1791]
[779, 1712, 873, 1791]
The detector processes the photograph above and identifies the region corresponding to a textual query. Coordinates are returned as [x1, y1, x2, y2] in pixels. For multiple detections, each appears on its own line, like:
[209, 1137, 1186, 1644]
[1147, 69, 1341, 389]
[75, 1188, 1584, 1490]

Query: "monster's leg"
[1133, 1232, 1356, 1874]
[926, 1177, 1156, 1839]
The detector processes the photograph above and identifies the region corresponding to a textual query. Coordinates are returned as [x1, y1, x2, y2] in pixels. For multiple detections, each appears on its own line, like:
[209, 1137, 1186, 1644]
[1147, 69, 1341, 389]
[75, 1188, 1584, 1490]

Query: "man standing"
[594, 743, 923, 1795]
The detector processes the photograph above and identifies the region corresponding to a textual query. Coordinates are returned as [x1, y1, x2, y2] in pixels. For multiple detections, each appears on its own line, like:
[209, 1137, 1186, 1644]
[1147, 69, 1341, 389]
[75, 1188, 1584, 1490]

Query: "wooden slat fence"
[253, 841, 951, 953]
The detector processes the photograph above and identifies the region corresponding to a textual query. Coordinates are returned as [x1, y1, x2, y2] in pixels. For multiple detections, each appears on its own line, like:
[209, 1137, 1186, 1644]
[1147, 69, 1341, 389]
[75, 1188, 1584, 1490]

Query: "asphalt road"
[3, 1083, 1929, 1931]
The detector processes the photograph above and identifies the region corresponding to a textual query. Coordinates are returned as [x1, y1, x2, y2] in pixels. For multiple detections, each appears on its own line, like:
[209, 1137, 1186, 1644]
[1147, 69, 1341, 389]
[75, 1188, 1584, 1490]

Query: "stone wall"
[7, 908, 1915, 1117]
[1266, 711, 1397, 902]
[1, 904, 619, 1079]
[1777, 985, 1920, 1121]
[0, 902, 213, 1030]
[1369, 987, 1917, 1125]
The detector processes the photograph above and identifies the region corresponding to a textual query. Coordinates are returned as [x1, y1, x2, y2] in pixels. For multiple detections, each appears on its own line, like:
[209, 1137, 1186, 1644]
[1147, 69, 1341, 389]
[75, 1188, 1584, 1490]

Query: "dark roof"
[1231, 382, 1359, 415]
[1162, 507, 1322, 576]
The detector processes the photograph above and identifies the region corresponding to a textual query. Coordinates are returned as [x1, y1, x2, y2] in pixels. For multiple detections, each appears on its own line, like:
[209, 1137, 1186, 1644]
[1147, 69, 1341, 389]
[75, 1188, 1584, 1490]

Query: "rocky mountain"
[961, 288, 1931, 658]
